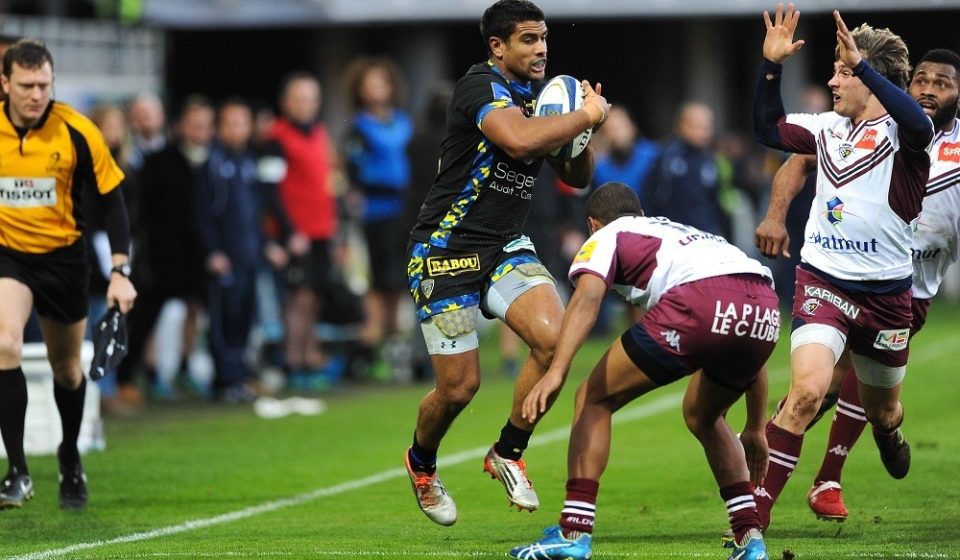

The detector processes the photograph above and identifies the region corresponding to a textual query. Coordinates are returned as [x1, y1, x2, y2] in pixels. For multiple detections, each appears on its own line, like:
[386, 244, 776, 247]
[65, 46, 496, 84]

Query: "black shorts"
[405, 239, 544, 321]
[0, 242, 89, 324]
[286, 240, 333, 295]
[364, 217, 407, 293]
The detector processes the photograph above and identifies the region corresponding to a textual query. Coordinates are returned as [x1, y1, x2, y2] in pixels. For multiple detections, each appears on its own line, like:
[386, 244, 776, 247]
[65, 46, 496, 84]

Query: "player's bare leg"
[510, 338, 659, 560]
[756, 342, 836, 528]
[567, 338, 659, 481]
[683, 371, 750, 488]
[483, 283, 563, 511]
[505, 283, 564, 432]
[684, 369, 767, 558]
[406, 341, 481, 526]
[416, 350, 482, 449]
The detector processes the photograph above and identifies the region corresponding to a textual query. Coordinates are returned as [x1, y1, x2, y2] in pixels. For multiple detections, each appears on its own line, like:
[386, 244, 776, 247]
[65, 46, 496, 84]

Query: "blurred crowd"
[38, 55, 820, 414]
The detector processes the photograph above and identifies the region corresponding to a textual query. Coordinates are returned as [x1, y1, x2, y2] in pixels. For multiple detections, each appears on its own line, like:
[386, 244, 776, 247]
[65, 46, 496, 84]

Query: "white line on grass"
[11, 392, 683, 560]
[76, 550, 957, 559]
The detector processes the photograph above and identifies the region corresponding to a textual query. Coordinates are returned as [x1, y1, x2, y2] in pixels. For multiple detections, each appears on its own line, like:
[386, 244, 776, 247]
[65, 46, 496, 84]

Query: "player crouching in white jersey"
[508, 182, 778, 560]
[751, 5, 934, 532]
[754, 47, 960, 523]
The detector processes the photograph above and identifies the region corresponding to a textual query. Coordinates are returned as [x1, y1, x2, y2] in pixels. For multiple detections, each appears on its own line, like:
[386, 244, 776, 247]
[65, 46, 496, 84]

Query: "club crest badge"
[800, 298, 820, 316]
[837, 142, 854, 160]
[421, 279, 435, 299]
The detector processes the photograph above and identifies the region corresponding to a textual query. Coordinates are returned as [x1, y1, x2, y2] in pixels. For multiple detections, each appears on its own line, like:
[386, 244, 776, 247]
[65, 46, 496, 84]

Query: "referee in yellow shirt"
[0, 39, 136, 510]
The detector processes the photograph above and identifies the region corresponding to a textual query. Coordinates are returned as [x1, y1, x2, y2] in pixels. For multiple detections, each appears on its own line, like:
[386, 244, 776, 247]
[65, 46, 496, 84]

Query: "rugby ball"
[534, 75, 592, 161]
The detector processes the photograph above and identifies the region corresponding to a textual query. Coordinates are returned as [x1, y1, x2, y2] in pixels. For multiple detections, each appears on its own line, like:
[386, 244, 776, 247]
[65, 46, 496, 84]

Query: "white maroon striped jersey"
[568, 215, 772, 310]
[913, 119, 960, 299]
[781, 111, 932, 281]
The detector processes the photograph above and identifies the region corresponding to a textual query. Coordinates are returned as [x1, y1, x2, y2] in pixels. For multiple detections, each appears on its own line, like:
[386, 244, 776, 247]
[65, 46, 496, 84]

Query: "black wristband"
[110, 263, 131, 278]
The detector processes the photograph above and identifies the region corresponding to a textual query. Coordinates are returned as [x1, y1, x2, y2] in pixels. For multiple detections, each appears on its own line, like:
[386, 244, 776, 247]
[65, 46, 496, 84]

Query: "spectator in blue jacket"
[343, 56, 415, 378]
[194, 98, 264, 403]
[592, 105, 659, 198]
[643, 102, 728, 237]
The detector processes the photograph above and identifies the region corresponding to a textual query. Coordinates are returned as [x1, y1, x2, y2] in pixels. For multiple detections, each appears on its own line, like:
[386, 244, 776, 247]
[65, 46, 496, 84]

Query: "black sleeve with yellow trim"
[58, 104, 125, 194]
[59, 103, 130, 254]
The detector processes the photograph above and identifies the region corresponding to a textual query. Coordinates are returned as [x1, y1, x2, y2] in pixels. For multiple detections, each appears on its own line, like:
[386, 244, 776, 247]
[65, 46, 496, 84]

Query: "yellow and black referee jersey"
[0, 100, 124, 254]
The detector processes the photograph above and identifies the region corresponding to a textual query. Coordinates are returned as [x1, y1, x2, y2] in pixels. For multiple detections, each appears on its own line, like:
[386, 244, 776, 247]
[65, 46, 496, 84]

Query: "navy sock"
[494, 420, 532, 461]
[0, 367, 28, 475]
[409, 433, 437, 475]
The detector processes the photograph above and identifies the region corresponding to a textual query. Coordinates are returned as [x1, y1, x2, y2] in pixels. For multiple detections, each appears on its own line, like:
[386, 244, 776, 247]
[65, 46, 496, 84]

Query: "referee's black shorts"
[0, 241, 89, 324]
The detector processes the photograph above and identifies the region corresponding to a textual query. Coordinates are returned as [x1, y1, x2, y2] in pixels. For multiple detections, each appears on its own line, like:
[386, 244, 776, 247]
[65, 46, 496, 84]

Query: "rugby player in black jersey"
[403, 0, 610, 526]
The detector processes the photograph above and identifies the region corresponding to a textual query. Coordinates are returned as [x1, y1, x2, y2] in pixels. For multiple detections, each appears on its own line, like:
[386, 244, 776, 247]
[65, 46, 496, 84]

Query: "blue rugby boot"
[727, 528, 767, 560]
[509, 525, 592, 560]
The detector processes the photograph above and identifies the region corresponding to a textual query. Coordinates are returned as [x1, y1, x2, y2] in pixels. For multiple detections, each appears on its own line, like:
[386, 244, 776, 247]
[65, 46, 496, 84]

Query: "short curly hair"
[586, 182, 643, 225]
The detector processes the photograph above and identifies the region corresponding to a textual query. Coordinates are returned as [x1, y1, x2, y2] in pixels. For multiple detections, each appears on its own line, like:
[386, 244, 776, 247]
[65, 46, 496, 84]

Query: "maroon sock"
[720, 481, 761, 543]
[755, 421, 804, 529]
[559, 478, 599, 537]
[815, 371, 866, 484]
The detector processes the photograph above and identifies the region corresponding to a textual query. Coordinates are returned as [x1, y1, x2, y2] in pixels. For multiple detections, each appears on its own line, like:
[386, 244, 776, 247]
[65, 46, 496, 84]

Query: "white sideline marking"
[10, 392, 683, 560]
[51, 550, 956, 559]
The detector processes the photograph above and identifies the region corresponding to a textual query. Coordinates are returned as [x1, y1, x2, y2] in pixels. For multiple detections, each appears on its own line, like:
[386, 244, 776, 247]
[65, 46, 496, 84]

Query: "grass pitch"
[2, 303, 959, 559]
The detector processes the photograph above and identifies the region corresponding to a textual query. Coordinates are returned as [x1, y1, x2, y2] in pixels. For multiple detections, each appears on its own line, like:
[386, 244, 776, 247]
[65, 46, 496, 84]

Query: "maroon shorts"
[791, 267, 912, 367]
[620, 274, 779, 392]
[911, 298, 931, 336]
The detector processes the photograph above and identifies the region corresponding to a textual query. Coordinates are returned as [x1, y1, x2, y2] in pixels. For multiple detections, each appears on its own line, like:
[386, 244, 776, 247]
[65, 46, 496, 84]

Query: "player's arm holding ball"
[552, 81, 608, 188]
[480, 79, 609, 188]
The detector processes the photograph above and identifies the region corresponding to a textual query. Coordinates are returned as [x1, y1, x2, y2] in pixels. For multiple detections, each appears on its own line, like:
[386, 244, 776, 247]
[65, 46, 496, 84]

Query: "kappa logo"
[426, 254, 480, 277]
[661, 329, 680, 351]
[800, 298, 820, 316]
[421, 279, 435, 299]
[753, 487, 772, 499]
[828, 444, 850, 457]
[874, 328, 909, 352]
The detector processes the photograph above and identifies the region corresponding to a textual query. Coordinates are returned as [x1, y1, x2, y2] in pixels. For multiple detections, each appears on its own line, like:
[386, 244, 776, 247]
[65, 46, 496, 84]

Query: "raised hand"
[762, 3, 805, 64]
[834, 10, 863, 69]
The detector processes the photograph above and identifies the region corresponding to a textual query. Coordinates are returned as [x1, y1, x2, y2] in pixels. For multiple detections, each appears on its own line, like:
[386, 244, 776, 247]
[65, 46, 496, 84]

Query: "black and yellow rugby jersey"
[0, 101, 124, 254]
[409, 62, 544, 250]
